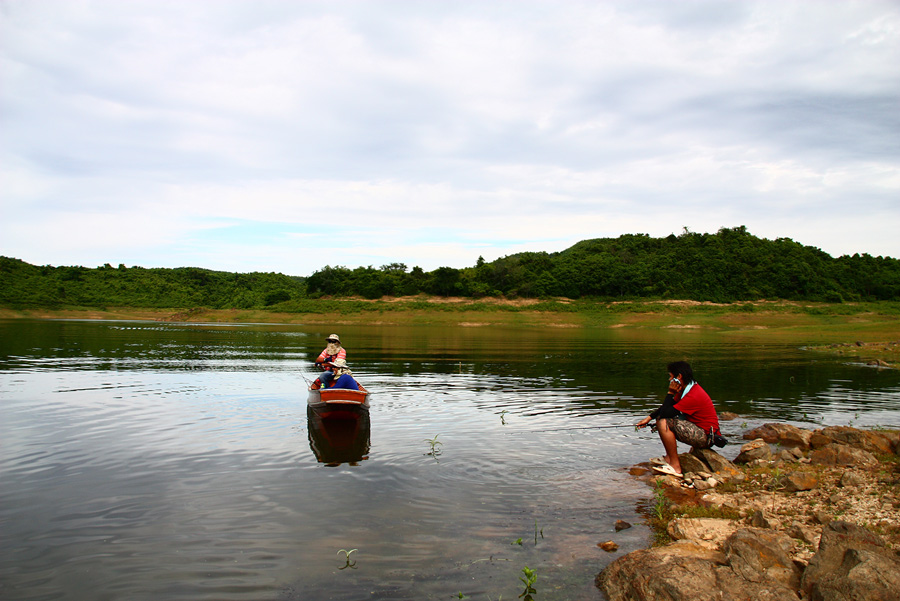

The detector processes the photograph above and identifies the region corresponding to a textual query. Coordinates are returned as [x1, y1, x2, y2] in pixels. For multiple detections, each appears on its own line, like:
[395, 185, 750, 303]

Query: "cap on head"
[326, 334, 340, 343]
[331, 358, 348, 369]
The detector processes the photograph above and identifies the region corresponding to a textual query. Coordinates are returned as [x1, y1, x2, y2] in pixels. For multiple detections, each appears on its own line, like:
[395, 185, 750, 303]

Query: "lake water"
[2, 319, 899, 601]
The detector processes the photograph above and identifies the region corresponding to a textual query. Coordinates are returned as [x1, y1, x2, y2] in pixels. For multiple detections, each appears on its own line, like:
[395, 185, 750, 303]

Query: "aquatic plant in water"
[519, 566, 537, 600]
[424, 434, 443, 458]
[337, 548, 357, 570]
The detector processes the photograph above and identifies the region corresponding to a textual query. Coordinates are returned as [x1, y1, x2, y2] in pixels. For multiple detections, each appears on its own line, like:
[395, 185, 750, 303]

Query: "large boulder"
[667, 518, 741, 548]
[801, 521, 900, 601]
[815, 426, 894, 455]
[809, 444, 878, 468]
[678, 452, 709, 475]
[744, 423, 813, 450]
[692, 448, 742, 478]
[724, 528, 801, 590]
[597, 537, 800, 601]
[734, 439, 773, 464]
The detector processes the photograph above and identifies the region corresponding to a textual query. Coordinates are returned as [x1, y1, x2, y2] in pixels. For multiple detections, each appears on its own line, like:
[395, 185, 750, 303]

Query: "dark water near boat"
[2, 319, 899, 601]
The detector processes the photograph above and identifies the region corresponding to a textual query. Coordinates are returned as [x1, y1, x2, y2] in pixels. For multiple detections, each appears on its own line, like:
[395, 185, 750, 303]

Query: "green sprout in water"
[424, 434, 443, 458]
[500, 410, 509, 425]
[519, 566, 537, 600]
[336, 548, 357, 570]
[511, 537, 523, 546]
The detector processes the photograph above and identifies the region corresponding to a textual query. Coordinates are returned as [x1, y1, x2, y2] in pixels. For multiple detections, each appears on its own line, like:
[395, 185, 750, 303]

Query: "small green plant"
[519, 566, 537, 600]
[424, 434, 442, 458]
[336, 548, 357, 570]
[500, 410, 509, 425]
[652, 480, 667, 520]
[511, 537, 523, 545]
[456, 593, 469, 599]
[770, 467, 785, 491]
[741, 421, 748, 428]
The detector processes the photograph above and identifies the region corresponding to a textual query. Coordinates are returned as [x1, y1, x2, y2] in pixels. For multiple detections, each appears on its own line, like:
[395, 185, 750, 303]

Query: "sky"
[2, 0, 899, 277]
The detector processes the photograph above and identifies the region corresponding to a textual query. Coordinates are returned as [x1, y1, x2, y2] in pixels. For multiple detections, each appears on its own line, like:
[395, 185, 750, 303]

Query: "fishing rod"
[505, 424, 641, 434]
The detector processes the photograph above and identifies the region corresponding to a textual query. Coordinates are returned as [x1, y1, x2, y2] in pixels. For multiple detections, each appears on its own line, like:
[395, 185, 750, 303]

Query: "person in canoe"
[315, 334, 346, 367]
[634, 360, 722, 478]
[310, 358, 360, 390]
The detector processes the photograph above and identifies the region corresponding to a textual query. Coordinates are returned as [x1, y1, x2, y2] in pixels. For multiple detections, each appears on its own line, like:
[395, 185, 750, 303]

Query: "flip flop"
[651, 463, 683, 478]
[649, 456, 667, 465]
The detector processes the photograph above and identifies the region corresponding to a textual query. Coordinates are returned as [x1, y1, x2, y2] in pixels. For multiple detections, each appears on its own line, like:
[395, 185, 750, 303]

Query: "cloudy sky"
[2, 1, 898, 276]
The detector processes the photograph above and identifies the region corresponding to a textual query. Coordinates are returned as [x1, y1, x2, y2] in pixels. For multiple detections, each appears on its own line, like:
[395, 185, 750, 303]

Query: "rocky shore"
[597, 424, 900, 600]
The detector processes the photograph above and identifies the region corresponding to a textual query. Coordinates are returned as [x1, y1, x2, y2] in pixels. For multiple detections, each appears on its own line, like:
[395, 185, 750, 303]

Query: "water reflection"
[3, 319, 900, 601]
[307, 406, 370, 466]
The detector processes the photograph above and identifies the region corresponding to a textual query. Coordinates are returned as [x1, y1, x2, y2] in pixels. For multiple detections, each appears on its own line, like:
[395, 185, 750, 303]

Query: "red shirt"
[674, 383, 720, 434]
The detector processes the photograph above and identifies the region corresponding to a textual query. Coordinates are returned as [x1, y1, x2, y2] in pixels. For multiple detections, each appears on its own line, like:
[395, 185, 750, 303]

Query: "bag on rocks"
[708, 427, 728, 448]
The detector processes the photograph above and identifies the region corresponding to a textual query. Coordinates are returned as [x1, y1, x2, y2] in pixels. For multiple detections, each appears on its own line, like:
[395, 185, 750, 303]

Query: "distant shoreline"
[2, 299, 899, 348]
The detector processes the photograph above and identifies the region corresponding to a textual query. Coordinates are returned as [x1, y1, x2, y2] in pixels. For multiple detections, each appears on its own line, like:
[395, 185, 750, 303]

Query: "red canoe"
[307, 382, 369, 419]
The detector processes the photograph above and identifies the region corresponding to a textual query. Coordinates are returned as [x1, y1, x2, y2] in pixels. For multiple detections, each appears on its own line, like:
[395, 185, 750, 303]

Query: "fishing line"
[504, 424, 641, 434]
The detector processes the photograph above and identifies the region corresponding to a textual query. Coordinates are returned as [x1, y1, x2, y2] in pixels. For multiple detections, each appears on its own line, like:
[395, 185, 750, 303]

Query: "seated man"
[311, 358, 359, 390]
[635, 360, 721, 477]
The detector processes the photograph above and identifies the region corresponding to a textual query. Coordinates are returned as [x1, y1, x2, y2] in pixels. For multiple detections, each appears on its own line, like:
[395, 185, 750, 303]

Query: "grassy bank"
[2, 298, 900, 346]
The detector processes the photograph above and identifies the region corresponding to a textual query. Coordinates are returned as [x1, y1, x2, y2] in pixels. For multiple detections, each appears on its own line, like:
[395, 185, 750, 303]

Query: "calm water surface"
[2, 319, 899, 601]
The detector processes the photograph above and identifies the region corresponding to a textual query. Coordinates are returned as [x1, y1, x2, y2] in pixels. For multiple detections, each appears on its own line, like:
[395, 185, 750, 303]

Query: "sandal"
[649, 456, 667, 465]
[651, 463, 683, 478]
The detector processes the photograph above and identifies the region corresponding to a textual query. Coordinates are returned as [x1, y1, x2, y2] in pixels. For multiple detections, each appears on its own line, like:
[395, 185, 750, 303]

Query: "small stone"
[694, 479, 714, 491]
[750, 510, 773, 528]
[813, 510, 832, 525]
[614, 520, 631, 531]
[597, 540, 618, 552]
[782, 471, 818, 492]
[838, 471, 865, 488]
[789, 522, 819, 545]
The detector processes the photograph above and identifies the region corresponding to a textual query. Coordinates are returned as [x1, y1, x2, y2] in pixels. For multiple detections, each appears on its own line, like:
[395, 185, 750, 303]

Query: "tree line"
[2, 227, 898, 309]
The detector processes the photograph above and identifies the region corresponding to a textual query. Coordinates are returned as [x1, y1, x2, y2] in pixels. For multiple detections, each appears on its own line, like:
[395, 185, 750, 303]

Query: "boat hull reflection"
[307, 406, 370, 466]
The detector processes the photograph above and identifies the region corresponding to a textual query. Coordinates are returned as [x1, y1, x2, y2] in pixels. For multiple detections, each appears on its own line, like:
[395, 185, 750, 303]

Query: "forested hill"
[306, 227, 899, 302]
[2, 227, 899, 309]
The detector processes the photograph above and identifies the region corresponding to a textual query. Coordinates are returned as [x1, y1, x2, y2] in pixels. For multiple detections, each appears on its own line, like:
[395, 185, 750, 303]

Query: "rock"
[810, 432, 832, 449]
[744, 423, 812, 450]
[615, 520, 632, 532]
[789, 522, 819, 546]
[782, 471, 819, 492]
[667, 517, 740, 547]
[719, 411, 739, 421]
[813, 510, 833, 525]
[596, 540, 798, 601]
[838, 470, 866, 488]
[777, 449, 797, 461]
[724, 528, 801, 590]
[809, 443, 878, 468]
[678, 452, 708, 475]
[750, 510, 773, 529]
[693, 479, 715, 491]
[598, 540, 619, 552]
[801, 521, 900, 601]
[734, 439, 773, 464]
[692, 448, 742, 478]
[816, 426, 894, 455]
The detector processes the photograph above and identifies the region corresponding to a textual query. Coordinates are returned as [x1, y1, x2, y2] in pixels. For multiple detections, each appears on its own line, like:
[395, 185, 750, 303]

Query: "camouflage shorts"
[665, 417, 710, 449]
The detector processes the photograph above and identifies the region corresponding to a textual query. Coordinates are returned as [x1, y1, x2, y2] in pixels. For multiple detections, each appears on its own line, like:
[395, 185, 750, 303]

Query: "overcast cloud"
[2, 0, 899, 275]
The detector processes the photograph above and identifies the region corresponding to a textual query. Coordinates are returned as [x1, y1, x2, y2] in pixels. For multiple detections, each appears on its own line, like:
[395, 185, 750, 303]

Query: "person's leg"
[656, 418, 682, 474]
[318, 370, 335, 387]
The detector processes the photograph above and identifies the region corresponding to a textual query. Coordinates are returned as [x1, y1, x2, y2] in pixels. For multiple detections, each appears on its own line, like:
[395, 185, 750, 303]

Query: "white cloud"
[2, 0, 899, 276]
